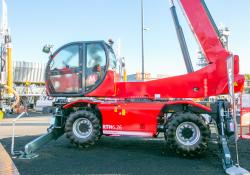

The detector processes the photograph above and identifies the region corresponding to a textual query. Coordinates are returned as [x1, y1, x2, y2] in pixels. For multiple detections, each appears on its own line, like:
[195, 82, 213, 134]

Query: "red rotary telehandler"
[16, 0, 249, 174]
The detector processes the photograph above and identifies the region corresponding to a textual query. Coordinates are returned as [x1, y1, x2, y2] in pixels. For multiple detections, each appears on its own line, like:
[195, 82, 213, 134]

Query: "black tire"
[65, 110, 101, 148]
[165, 112, 210, 157]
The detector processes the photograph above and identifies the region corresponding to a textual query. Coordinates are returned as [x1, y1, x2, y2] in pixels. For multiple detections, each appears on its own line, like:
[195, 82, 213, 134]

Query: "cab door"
[85, 42, 107, 93]
[84, 42, 116, 97]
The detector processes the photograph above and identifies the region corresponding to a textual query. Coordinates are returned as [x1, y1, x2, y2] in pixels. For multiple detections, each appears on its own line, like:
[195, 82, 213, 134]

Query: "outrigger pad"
[16, 151, 39, 160]
[226, 165, 250, 175]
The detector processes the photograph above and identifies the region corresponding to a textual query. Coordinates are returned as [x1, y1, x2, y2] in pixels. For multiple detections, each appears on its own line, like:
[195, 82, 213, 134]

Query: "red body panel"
[63, 99, 100, 109]
[99, 102, 163, 136]
[64, 100, 211, 136]
[86, 70, 116, 97]
[115, 57, 244, 98]
[165, 100, 211, 112]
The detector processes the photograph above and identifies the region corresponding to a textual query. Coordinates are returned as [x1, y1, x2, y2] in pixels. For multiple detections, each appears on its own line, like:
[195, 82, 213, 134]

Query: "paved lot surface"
[0, 114, 250, 175]
[0, 114, 50, 139]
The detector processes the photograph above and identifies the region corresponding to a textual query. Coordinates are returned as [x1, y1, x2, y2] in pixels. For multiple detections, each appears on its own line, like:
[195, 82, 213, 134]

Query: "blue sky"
[3, 0, 250, 76]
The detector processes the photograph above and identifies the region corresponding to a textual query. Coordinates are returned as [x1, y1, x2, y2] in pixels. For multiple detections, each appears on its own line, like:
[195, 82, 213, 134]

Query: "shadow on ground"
[1, 135, 250, 175]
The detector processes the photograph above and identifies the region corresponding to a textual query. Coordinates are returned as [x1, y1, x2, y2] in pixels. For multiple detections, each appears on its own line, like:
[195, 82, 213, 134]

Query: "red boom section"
[180, 0, 226, 63]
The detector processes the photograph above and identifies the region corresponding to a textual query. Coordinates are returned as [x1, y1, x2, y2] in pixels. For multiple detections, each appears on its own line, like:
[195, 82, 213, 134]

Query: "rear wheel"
[165, 112, 210, 157]
[65, 110, 101, 148]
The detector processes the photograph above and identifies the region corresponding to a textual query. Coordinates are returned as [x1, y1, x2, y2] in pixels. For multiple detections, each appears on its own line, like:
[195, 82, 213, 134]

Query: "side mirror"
[42, 44, 53, 54]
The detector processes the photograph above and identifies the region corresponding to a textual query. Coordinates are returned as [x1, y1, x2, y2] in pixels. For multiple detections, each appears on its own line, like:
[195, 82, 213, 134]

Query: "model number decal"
[103, 124, 122, 130]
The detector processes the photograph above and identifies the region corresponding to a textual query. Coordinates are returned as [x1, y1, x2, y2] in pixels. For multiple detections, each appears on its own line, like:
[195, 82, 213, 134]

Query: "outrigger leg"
[18, 128, 64, 159]
[217, 101, 250, 175]
[13, 108, 65, 159]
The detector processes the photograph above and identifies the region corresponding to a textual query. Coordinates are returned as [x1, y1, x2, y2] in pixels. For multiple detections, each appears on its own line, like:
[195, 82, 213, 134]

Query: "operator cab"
[45, 41, 117, 97]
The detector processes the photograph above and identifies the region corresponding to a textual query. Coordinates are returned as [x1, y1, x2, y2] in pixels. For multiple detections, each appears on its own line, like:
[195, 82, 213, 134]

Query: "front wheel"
[65, 110, 101, 148]
[165, 112, 210, 157]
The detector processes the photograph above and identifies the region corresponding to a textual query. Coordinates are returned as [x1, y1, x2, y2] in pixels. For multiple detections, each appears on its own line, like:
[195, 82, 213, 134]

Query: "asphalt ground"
[0, 114, 250, 175]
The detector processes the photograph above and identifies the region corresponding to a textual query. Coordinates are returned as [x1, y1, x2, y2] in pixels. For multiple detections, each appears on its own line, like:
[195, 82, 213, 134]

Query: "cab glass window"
[86, 44, 106, 68]
[49, 44, 81, 93]
[51, 45, 79, 70]
[85, 43, 107, 90]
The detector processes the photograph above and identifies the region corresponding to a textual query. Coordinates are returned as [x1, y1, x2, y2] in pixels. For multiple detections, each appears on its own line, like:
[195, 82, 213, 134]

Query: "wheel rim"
[73, 118, 93, 139]
[176, 122, 200, 146]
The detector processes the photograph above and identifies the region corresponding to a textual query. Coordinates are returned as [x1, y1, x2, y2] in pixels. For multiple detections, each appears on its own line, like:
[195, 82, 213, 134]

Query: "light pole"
[141, 0, 145, 81]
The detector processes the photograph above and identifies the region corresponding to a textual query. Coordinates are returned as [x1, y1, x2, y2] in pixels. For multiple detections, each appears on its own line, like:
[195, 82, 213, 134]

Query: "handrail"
[11, 112, 28, 156]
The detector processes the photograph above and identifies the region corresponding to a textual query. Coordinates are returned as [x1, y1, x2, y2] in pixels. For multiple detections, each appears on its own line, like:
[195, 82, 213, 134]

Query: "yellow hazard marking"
[234, 82, 238, 86]
[0, 110, 4, 121]
[122, 109, 126, 116]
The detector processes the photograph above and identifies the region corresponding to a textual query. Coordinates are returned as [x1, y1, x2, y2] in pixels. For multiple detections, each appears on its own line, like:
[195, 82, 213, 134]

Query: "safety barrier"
[11, 112, 28, 156]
